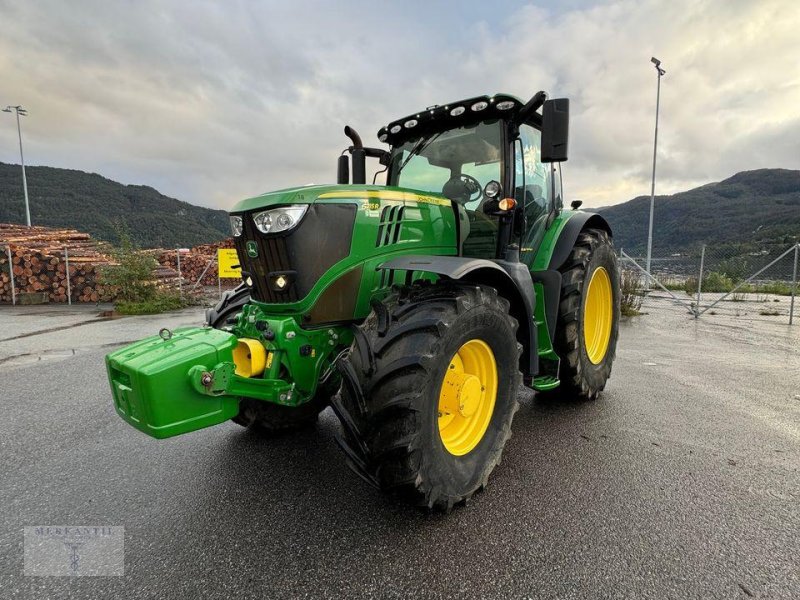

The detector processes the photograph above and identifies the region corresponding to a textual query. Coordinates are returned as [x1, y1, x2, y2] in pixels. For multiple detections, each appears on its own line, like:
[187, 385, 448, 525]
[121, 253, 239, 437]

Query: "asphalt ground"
[0, 304, 798, 599]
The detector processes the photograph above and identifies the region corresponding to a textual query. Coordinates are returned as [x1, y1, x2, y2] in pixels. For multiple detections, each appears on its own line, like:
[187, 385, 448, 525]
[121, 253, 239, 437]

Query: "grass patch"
[655, 277, 685, 291]
[684, 270, 796, 298]
[116, 292, 188, 315]
[758, 308, 781, 316]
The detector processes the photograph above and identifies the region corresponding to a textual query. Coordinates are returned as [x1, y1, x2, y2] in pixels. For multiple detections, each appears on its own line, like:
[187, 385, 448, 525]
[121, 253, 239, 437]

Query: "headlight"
[229, 215, 243, 237]
[252, 205, 308, 234]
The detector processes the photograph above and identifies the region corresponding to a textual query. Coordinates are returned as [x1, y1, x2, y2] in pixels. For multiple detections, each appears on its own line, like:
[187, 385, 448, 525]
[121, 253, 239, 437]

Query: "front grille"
[233, 203, 357, 304]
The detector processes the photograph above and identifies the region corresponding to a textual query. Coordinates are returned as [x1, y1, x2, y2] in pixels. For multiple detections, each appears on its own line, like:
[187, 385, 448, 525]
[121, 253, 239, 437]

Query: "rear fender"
[532, 211, 613, 344]
[547, 212, 612, 271]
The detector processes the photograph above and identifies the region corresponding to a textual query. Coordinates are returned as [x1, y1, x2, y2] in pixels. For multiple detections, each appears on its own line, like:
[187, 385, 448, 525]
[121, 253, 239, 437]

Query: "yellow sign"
[218, 248, 242, 278]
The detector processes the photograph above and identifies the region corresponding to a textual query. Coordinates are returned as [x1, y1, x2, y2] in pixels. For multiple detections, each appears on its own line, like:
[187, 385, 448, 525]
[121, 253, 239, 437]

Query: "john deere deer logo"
[246, 241, 258, 258]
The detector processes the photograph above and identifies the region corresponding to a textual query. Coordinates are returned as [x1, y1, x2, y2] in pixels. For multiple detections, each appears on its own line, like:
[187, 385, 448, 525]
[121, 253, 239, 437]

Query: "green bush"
[620, 269, 644, 316]
[100, 225, 188, 314]
[685, 271, 736, 295]
[100, 228, 159, 303]
[703, 271, 734, 292]
[716, 257, 749, 283]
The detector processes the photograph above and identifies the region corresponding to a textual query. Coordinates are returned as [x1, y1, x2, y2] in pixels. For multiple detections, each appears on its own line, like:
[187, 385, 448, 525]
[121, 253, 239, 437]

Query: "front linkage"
[106, 304, 351, 439]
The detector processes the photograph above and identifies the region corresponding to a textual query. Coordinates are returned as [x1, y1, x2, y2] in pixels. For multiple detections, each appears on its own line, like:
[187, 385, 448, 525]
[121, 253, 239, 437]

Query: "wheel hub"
[437, 339, 498, 456]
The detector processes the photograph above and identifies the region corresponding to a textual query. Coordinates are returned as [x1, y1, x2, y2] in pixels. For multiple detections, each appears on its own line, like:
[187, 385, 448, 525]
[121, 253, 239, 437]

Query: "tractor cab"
[338, 92, 570, 265]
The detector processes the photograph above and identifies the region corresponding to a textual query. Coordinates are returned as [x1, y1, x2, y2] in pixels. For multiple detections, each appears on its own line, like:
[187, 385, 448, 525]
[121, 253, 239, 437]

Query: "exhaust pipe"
[344, 126, 366, 184]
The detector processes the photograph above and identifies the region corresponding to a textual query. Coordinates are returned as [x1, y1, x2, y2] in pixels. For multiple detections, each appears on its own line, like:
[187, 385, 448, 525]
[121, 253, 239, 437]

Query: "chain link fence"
[619, 242, 799, 325]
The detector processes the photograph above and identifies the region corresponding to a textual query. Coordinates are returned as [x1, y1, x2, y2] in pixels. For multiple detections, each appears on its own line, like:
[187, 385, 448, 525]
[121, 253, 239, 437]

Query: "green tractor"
[106, 91, 620, 510]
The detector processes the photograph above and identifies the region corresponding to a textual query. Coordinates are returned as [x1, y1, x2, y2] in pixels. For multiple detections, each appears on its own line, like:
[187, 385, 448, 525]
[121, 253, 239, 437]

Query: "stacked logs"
[1, 223, 235, 303]
[0, 224, 115, 303]
[155, 239, 235, 287]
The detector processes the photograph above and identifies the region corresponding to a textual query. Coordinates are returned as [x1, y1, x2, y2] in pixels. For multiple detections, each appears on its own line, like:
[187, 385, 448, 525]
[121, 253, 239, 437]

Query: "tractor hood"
[227, 184, 457, 309]
[229, 184, 450, 214]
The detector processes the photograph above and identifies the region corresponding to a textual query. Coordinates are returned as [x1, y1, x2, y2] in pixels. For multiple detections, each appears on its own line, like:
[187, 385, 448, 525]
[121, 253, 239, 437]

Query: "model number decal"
[362, 201, 381, 212]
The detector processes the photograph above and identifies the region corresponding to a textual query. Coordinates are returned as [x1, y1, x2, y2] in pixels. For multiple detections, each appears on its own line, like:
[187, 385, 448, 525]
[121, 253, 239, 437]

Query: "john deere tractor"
[106, 91, 619, 510]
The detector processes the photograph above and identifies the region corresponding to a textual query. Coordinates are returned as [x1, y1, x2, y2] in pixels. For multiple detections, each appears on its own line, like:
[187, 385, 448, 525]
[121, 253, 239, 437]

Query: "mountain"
[596, 169, 800, 254]
[0, 162, 230, 248]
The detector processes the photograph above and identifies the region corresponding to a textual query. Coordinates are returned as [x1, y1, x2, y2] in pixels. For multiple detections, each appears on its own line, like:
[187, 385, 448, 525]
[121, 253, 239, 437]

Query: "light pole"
[2, 105, 31, 227]
[645, 57, 665, 277]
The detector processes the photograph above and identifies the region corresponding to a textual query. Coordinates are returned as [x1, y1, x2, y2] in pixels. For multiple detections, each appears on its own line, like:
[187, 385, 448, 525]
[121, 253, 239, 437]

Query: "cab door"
[515, 124, 559, 267]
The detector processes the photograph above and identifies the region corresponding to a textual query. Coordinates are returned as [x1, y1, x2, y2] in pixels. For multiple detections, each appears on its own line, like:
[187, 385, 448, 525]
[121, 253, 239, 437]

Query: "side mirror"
[541, 98, 569, 162]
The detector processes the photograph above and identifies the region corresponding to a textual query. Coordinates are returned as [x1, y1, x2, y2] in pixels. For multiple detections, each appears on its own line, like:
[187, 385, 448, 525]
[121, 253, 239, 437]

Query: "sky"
[1, 0, 799, 210]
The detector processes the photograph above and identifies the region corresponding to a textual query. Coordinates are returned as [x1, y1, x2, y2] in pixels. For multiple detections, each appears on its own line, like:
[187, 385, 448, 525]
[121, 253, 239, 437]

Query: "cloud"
[0, 0, 798, 210]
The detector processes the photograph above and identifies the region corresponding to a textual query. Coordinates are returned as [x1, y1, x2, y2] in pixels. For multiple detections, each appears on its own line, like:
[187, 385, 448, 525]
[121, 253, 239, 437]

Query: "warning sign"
[217, 248, 242, 278]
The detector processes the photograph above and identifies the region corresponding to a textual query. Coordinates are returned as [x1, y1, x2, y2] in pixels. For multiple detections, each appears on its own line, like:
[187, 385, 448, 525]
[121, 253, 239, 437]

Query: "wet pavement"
[1, 304, 798, 598]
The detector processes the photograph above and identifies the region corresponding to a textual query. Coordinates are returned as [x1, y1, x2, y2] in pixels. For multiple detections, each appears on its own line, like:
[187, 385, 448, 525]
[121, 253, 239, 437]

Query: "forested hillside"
[597, 169, 800, 254]
[0, 162, 230, 248]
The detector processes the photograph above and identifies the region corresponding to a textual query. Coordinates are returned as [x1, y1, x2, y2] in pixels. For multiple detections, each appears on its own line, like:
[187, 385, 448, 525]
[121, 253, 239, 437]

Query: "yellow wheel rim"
[583, 266, 613, 364]
[437, 339, 498, 456]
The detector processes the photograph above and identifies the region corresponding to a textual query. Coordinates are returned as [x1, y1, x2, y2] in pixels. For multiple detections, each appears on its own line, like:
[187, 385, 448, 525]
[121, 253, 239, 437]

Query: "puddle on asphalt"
[1, 347, 86, 368]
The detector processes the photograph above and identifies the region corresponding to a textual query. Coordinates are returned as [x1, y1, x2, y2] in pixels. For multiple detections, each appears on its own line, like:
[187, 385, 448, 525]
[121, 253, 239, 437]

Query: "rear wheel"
[334, 282, 522, 511]
[552, 227, 620, 401]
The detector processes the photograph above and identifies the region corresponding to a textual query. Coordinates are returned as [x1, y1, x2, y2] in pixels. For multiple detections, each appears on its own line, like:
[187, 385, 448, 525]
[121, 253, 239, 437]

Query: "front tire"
[231, 380, 337, 433]
[335, 282, 522, 511]
[553, 227, 620, 401]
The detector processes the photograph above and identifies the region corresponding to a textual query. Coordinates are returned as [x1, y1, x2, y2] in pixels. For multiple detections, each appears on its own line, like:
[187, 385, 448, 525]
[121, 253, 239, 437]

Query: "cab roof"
[377, 93, 542, 147]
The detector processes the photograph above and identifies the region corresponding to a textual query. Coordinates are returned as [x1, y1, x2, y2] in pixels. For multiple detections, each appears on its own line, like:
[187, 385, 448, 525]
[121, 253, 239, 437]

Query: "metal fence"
[620, 242, 799, 325]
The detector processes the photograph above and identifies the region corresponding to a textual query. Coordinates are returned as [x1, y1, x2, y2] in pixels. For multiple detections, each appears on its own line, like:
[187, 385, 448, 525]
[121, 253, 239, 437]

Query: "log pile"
[1, 223, 236, 304]
[155, 239, 235, 287]
[0, 224, 115, 303]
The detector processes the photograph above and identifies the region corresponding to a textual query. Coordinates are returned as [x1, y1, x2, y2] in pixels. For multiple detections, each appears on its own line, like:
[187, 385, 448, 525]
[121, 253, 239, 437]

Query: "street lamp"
[645, 57, 665, 277]
[2, 104, 31, 227]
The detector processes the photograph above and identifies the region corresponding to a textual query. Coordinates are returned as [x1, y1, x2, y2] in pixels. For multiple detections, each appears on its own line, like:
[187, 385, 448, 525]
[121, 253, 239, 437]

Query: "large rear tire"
[335, 282, 522, 511]
[552, 227, 620, 401]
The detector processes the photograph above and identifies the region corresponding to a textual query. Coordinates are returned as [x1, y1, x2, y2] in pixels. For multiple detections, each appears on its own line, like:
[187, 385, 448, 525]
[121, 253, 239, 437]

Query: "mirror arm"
[515, 90, 548, 125]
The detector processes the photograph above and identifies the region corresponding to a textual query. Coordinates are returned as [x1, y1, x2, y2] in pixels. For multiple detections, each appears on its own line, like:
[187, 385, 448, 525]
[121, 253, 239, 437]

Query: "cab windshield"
[387, 120, 503, 210]
[387, 120, 503, 258]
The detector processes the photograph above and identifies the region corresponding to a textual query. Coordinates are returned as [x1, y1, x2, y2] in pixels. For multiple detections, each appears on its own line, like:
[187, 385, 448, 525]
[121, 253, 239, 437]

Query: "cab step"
[532, 375, 560, 391]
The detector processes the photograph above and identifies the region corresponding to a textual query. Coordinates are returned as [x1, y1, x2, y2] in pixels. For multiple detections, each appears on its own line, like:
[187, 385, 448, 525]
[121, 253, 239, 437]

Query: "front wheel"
[552, 227, 620, 401]
[231, 379, 337, 433]
[335, 282, 522, 511]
